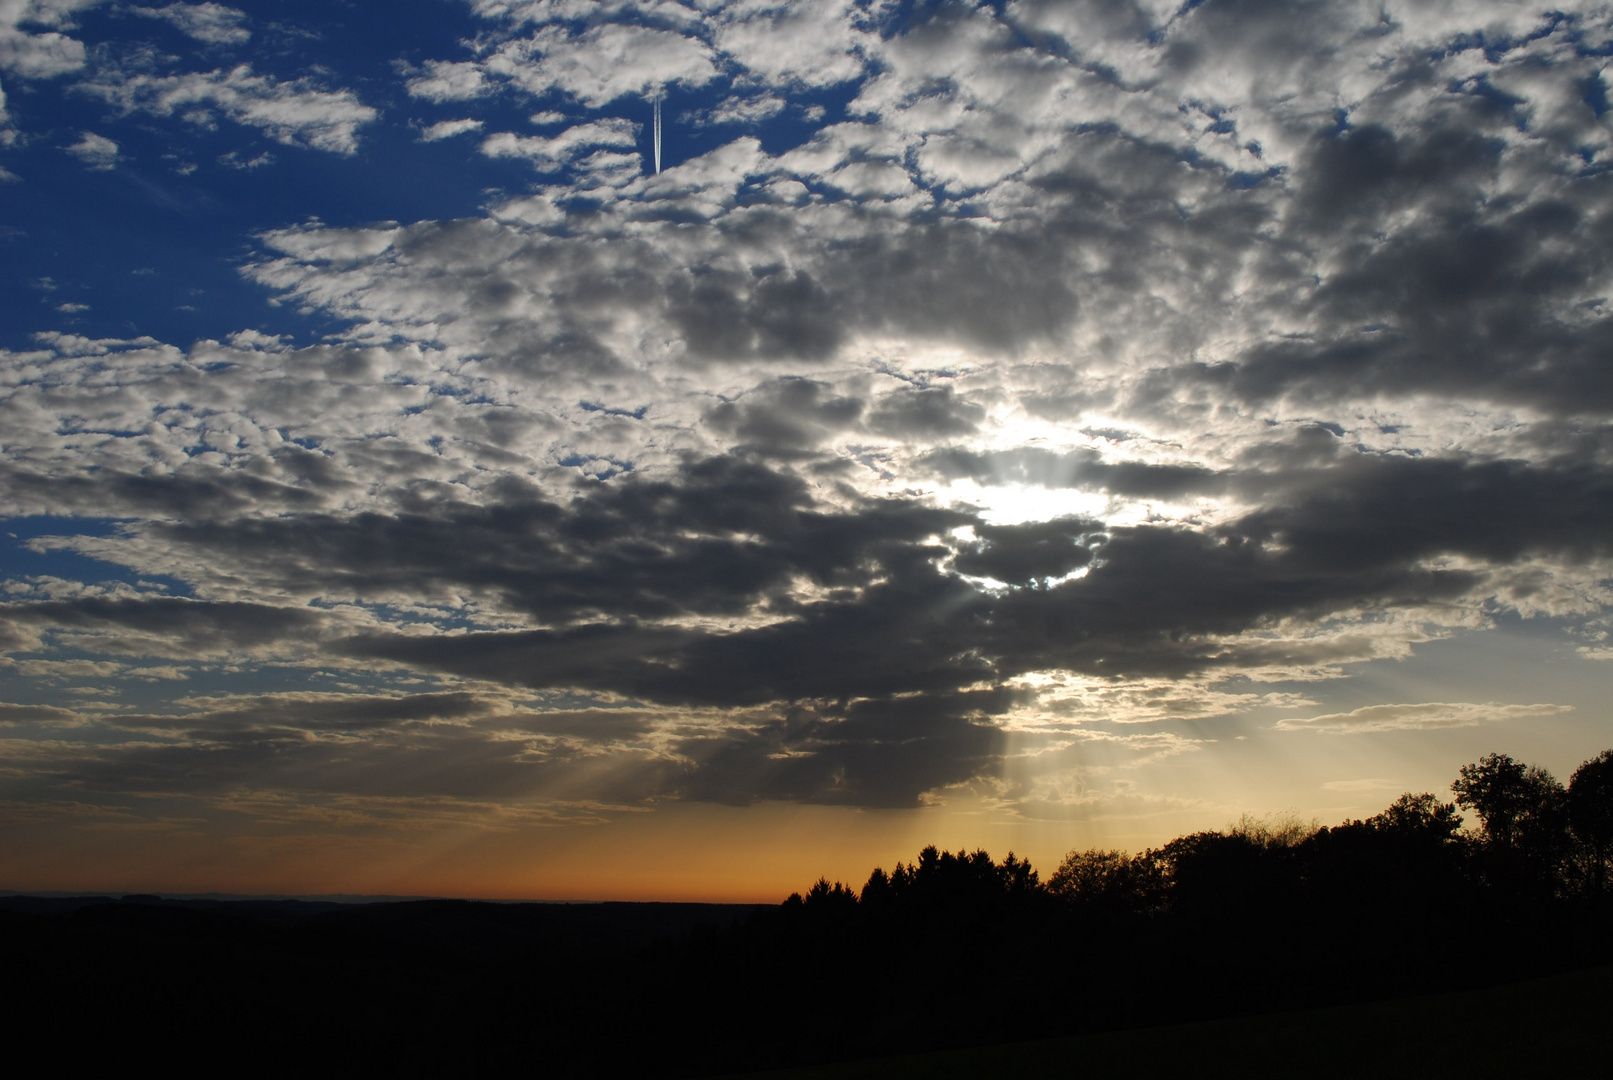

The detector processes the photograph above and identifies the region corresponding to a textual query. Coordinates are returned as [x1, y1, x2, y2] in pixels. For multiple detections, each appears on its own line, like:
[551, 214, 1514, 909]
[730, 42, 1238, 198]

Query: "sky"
[3, 0, 1613, 902]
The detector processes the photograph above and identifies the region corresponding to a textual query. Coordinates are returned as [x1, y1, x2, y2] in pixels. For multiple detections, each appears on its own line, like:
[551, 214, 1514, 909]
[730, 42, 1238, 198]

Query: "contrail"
[653, 91, 662, 175]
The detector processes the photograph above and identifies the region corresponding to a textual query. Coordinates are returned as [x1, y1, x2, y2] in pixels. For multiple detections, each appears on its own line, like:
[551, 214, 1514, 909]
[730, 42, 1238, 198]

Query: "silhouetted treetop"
[1569, 750, 1613, 901]
[1453, 753, 1567, 850]
[850, 847, 1044, 913]
[1366, 792, 1463, 843]
[804, 878, 859, 910]
[1047, 849, 1164, 915]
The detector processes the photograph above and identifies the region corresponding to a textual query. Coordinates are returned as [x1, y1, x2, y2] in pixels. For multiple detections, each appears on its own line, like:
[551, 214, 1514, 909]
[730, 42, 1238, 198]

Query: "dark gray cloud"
[0, 452, 345, 520]
[867, 384, 984, 440]
[105, 692, 493, 735]
[327, 448, 1613, 704]
[16, 441, 1601, 714]
[703, 376, 864, 457]
[673, 690, 1015, 808]
[670, 267, 844, 362]
[0, 701, 79, 724]
[953, 517, 1099, 584]
[5, 597, 322, 655]
[9, 442, 1597, 760]
[135, 456, 967, 625]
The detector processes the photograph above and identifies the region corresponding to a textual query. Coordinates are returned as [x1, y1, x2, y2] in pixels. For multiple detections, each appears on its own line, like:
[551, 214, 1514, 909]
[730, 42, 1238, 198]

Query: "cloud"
[672, 690, 1013, 809]
[2, 595, 327, 659]
[485, 21, 719, 106]
[419, 117, 483, 141]
[0, 690, 567, 800]
[84, 63, 377, 153]
[687, 93, 785, 127]
[6, 0, 103, 25]
[951, 517, 1096, 587]
[0, 701, 80, 725]
[406, 59, 490, 102]
[63, 129, 116, 168]
[710, 0, 874, 88]
[1277, 702, 1574, 734]
[1321, 778, 1400, 794]
[480, 119, 637, 169]
[408, 0, 874, 114]
[867, 385, 984, 440]
[132, 3, 249, 45]
[703, 376, 863, 457]
[0, 0, 95, 79]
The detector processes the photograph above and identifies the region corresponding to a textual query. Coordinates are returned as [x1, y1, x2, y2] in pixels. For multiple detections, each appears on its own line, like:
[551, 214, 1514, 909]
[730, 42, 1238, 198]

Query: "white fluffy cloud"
[711, 0, 874, 88]
[63, 128, 114, 167]
[85, 63, 377, 153]
[487, 21, 719, 104]
[132, 3, 249, 45]
[0, 0, 95, 79]
[407, 59, 491, 102]
[420, 117, 483, 141]
[408, 0, 877, 111]
[480, 118, 637, 168]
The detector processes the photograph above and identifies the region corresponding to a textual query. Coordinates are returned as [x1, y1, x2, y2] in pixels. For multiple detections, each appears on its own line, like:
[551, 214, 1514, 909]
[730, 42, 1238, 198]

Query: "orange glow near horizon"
[6, 706, 1610, 903]
[0, 797, 1187, 903]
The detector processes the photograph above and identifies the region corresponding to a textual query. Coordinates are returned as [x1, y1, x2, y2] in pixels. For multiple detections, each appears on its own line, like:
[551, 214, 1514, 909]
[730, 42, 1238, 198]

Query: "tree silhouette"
[1366, 792, 1463, 842]
[1452, 753, 1567, 854]
[804, 878, 859, 910]
[1569, 750, 1613, 904]
[1047, 849, 1164, 916]
[858, 866, 893, 907]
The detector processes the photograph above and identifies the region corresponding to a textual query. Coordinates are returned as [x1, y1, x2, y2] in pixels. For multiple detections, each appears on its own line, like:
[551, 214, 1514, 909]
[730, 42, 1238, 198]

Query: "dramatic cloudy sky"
[3, 0, 1613, 900]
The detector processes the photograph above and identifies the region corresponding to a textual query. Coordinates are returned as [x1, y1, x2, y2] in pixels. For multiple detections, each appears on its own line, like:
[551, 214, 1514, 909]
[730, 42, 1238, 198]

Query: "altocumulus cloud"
[1, 0, 1611, 834]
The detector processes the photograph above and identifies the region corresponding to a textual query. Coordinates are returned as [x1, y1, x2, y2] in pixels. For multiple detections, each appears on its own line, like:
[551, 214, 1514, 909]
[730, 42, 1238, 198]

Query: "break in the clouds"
[1, 0, 1611, 855]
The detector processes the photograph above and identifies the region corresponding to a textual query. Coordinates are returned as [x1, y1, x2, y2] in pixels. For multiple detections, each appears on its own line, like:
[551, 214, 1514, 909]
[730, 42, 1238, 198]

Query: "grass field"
[732, 964, 1613, 1079]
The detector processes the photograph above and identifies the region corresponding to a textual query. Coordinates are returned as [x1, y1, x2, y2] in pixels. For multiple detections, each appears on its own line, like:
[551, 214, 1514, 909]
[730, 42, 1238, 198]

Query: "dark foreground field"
[3, 888, 1609, 1078]
[741, 963, 1613, 1080]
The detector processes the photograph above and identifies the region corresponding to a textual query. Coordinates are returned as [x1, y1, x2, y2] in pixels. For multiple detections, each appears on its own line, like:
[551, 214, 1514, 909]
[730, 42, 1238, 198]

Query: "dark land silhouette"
[6, 749, 1613, 1077]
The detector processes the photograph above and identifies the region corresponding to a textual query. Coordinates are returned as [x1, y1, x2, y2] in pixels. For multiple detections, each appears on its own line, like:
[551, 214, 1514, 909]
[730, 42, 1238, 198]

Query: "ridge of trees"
[781, 749, 1613, 919]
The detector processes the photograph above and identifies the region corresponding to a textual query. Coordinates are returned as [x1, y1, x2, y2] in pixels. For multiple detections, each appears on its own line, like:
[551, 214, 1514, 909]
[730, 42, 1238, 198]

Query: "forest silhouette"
[6, 749, 1612, 1076]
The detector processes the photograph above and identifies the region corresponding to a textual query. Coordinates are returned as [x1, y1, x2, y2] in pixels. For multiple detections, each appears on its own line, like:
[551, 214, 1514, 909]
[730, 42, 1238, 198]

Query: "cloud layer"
[2, 0, 1610, 837]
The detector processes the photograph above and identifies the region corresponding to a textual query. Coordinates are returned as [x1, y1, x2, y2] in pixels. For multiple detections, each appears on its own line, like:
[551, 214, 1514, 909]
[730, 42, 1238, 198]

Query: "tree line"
[783, 749, 1613, 922]
[710, 749, 1613, 1068]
